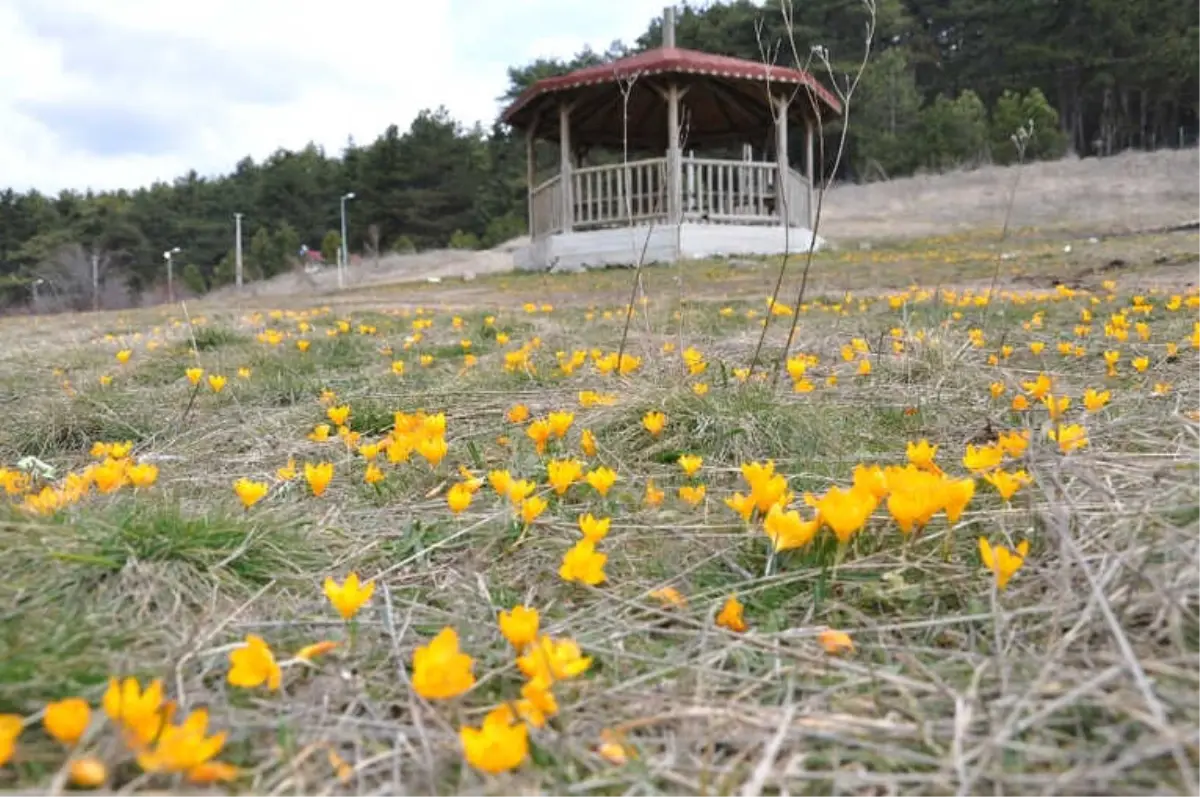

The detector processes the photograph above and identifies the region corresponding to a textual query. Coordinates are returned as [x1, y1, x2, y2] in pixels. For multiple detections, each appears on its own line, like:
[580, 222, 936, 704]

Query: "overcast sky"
[1, 0, 672, 194]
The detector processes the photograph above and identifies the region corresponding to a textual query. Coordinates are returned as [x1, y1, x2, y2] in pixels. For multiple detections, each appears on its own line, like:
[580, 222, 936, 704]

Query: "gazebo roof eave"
[501, 48, 842, 133]
[505, 70, 839, 129]
[512, 85, 831, 149]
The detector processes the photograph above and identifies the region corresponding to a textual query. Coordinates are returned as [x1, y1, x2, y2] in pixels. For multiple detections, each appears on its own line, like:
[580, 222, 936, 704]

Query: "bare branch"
[746, 0, 877, 382]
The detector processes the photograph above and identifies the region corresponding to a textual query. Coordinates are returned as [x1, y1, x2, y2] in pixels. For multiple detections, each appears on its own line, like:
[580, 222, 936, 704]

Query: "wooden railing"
[683, 158, 775, 223]
[783, 167, 812, 229]
[529, 175, 563, 239]
[529, 156, 810, 239]
[571, 158, 667, 231]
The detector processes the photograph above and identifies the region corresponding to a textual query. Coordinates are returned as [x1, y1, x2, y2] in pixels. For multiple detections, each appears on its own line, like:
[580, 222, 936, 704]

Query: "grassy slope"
[0, 230, 1197, 794]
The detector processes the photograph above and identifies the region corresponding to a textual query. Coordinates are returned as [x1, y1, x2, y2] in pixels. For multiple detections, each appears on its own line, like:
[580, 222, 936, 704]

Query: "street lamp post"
[164, 246, 181, 303]
[233, 213, 244, 290]
[339, 191, 355, 289]
[91, 253, 100, 312]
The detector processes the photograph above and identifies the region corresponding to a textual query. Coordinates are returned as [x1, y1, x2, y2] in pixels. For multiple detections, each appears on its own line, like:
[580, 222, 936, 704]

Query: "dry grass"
[0, 229, 1197, 795]
[822, 148, 1200, 242]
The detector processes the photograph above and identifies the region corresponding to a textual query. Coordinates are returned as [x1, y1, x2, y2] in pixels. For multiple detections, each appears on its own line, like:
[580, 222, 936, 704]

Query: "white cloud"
[0, 0, 671, 194]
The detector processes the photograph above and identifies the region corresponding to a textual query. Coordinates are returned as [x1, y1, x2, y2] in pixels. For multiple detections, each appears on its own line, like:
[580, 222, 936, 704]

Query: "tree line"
[1, 0, 1194, 310]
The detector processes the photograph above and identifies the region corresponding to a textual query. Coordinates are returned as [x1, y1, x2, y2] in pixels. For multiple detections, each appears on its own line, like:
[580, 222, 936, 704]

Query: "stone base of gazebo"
[514, 222, 825, 272]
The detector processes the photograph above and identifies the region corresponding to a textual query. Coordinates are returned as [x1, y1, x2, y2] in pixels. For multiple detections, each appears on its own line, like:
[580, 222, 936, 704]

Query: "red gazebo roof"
[502, 46, 841, 147]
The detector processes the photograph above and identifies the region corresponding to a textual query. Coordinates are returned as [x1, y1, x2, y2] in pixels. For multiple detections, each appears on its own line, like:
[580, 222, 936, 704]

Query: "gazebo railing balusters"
[527, 156, 809, 238]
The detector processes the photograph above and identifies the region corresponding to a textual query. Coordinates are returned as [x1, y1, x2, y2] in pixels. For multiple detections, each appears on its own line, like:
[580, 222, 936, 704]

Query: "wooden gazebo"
[501, 7, 842, 271]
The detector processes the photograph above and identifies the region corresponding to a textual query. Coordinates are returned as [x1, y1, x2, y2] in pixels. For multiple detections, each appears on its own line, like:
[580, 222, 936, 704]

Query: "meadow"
[0, 226, 1197, 795]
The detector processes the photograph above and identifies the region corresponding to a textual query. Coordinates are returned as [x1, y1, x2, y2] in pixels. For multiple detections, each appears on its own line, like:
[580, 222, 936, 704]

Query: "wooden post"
[804, 116, 815, 229]
[663, 6, 681, 235]
[774, 94, 790, 226]
[666, 83, 681, 226]
[686, 149, 696, 215]
[559, 104, 573, 233]
[525, 128, 537, 236]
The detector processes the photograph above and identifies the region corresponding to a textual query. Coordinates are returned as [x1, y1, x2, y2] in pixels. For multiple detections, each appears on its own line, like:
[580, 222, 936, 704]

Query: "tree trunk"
[1139, 88, 1148, 149]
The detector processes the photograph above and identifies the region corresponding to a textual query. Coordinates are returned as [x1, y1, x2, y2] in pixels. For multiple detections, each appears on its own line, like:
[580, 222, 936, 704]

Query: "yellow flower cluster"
[721, 438, 1038, 590]
[1, 440, 159, 516]
[228, 398, 457, 509]
[1, 679, 236, 788]
[455, 605, 592, 774]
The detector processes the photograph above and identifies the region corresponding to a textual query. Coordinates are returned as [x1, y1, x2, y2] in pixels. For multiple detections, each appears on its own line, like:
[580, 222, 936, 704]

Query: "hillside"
[215, 147, 1199, 299]
[822, 147, 1199, 240]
